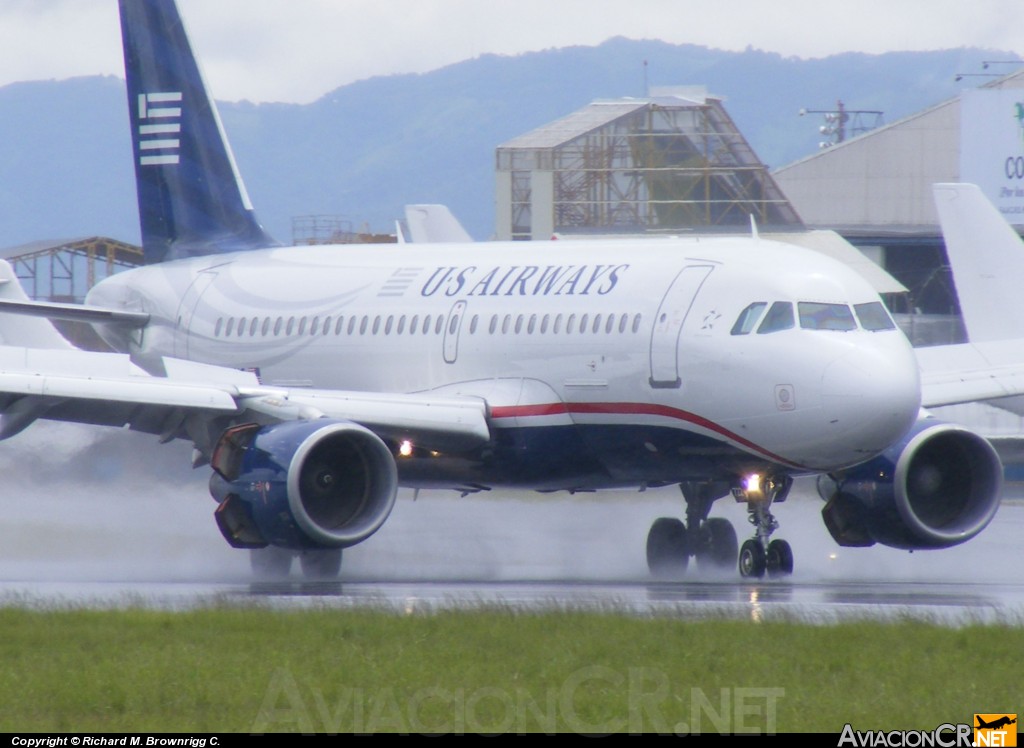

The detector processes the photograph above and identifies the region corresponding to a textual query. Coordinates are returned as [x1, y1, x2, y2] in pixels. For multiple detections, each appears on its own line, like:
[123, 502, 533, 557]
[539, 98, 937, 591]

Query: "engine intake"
[211, 419, 398, 550]
[818, 416, 1002, 549]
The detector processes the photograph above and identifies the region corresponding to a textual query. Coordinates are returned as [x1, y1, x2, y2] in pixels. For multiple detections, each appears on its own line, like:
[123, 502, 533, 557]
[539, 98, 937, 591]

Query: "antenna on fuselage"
[749, 214, 760, 241]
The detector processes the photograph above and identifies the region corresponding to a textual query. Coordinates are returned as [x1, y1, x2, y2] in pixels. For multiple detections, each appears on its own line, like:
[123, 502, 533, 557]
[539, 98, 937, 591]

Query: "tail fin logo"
[137, 92, 183, 166]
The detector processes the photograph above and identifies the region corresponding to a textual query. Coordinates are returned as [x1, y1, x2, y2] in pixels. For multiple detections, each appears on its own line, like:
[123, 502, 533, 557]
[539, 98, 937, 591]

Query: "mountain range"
[0, 39, 1015, 246]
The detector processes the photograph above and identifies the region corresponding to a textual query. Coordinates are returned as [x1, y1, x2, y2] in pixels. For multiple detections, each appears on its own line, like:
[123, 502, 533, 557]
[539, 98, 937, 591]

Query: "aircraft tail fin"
[119, 0, 279, 264]
[403, 205, 474, 243]
[933, 183, 1024, 343]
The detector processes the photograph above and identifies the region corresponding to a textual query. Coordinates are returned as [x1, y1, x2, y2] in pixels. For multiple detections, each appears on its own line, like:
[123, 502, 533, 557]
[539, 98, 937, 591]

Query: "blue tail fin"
[119, 0, 279, 264]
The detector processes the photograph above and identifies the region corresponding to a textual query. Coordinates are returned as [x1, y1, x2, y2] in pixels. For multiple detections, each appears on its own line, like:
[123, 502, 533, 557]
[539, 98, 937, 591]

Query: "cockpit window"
[731, 302, 767, 335]
[756, 301, 795, 334]
[854, 301, 897, 331]
[798, 302, 857, 331]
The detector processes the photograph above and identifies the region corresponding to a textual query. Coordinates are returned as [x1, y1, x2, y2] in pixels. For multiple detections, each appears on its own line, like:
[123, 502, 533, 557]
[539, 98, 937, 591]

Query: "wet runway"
[1, 423, 1022, 624]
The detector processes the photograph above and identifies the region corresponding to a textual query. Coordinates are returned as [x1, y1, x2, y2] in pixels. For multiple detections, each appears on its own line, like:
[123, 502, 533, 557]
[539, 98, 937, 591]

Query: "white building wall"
[774, 102, 959, 229]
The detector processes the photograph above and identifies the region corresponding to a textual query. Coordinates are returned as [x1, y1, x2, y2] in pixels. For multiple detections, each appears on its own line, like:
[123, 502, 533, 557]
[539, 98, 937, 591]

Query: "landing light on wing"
[399, 440, 414, 458]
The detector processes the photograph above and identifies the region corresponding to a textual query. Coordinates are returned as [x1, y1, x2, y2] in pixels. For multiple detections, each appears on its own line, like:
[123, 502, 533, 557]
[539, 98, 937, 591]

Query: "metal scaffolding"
[496, 90, 803, 240]
[1, 237, 144, 303]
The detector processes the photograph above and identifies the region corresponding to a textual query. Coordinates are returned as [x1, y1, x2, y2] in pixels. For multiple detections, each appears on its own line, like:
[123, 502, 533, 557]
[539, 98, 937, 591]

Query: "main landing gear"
[645, 476, 795, 580]
[249, 547, 343, 580]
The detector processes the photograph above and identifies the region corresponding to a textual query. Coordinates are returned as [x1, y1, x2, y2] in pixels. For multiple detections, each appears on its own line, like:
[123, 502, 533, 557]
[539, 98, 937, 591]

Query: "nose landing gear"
[736, 475, 794, 579]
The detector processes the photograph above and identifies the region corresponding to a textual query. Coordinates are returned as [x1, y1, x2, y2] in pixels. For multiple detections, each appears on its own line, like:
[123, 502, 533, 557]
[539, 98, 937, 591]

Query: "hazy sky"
[2, 0, 1023, 104]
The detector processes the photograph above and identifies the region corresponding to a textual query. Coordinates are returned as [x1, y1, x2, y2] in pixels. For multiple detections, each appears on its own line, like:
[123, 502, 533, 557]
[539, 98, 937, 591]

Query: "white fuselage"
[87, 236, 921, 487]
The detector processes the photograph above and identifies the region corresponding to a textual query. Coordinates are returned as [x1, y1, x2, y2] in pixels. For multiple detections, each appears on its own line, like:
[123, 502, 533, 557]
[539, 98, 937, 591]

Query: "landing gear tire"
[695, 517, 738, 571]
[299, 549, 343, 579]
[765, 539, 794, 578]
[646, 517, 689, 579]
[738, 539, 766, 579]
[250, 547, 293, 579]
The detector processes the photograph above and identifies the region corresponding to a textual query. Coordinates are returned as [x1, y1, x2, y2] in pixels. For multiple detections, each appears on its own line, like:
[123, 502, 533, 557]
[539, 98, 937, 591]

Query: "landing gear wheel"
[646, 517, 689, 579]
[738, 539, 766, 579]
[250, 547, 293, 579]
[299, 549, 343, 579]
[695, 517, 738, 570]
[765, 539, 794, 578]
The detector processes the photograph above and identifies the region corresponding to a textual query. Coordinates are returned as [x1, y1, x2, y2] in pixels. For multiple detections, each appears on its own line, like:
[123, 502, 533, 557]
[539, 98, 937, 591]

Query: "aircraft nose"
[820, 343, 921, 460]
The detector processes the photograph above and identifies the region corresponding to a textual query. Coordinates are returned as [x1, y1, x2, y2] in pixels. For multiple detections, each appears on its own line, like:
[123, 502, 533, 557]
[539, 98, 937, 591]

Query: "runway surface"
[1, 423, 1022, 624]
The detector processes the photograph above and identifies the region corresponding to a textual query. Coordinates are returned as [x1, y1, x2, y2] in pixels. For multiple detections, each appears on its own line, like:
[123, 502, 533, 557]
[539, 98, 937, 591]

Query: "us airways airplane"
[0, 0, 1011, 580]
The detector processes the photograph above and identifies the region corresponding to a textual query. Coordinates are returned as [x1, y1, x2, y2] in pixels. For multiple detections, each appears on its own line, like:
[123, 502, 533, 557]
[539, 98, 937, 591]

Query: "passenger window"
[423, 315, 432, 334]
[515, 315, 524, 334]
[580, 313, 589, 333]
[397, 316, 406, 335]
[554, 314, 562, 334]
[470, 315, 478, 334]
[798, 302, 856, 331]
[274, 317, 283, 336]
[435, 316, 444, 334]
[567, 314, 576, 334]
[214, 318, 223, 337]
[310, 317, 320, 336]
[286, 317, 295, 336]
[261, 318, 270, 336]
[359, 316, 368, 335]
[540, 315, 549, 334]
[618, 314, 627, 334]
[527, 314, 536, 334]
[225, 318, 235, 337]
[372, 316, 381, 335]
[385, 316, 394, 335]
[731, 302, 767, 335]
[489, 315, 497, 334]
[249, 318, 258, 337]
[502, 315, 511, 334]
[410, 315, 419, 335]
[605, 314, 615, 333]
[297, 317, 307, 336]
[592, 314, 602, 333]
[756, 302, 794, 334]
[237, 317, 246, 337]
[854, 302, 897, 331]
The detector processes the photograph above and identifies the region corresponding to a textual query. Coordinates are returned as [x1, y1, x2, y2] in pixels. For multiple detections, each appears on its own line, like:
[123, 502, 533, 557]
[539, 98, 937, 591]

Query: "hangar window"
[854, 302, 897, 332]
[798, 302, 856, 331]
[756, 302, 794, 334]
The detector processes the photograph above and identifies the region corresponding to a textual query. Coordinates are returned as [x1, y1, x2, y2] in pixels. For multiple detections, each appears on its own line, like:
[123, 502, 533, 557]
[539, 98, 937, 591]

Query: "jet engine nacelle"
[817, 415, 1002, 550]
[210, 419, 398, 550]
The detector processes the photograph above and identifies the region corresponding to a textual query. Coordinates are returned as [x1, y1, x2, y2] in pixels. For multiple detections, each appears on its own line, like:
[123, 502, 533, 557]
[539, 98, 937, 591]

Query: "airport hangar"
[494, 71, 1024, 350]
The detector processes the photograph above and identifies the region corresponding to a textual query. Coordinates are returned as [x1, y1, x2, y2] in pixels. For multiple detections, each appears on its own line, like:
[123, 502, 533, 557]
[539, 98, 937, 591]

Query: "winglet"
[933, 183, 1024, 343]
[119, 0, 279, 264]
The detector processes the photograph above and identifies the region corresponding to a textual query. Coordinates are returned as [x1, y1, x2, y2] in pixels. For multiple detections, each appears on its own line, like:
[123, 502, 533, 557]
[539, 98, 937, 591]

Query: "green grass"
[0, 606, 1017, 733]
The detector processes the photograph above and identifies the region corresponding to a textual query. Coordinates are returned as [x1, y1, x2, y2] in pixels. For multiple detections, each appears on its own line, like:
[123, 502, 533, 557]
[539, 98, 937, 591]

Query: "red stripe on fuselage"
[489, 402, 802, 468]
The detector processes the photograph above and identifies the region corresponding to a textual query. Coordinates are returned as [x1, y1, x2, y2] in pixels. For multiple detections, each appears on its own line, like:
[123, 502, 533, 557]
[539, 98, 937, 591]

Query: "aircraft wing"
[0, 346, 490, 451]
[917, 341, 1024, 408]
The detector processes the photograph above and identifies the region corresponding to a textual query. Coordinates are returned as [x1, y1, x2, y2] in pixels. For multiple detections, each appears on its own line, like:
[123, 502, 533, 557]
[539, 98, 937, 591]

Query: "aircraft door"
[443, 300, 467, 364]
[649, 265, 714, 388]
[174, 270, 217, 359]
